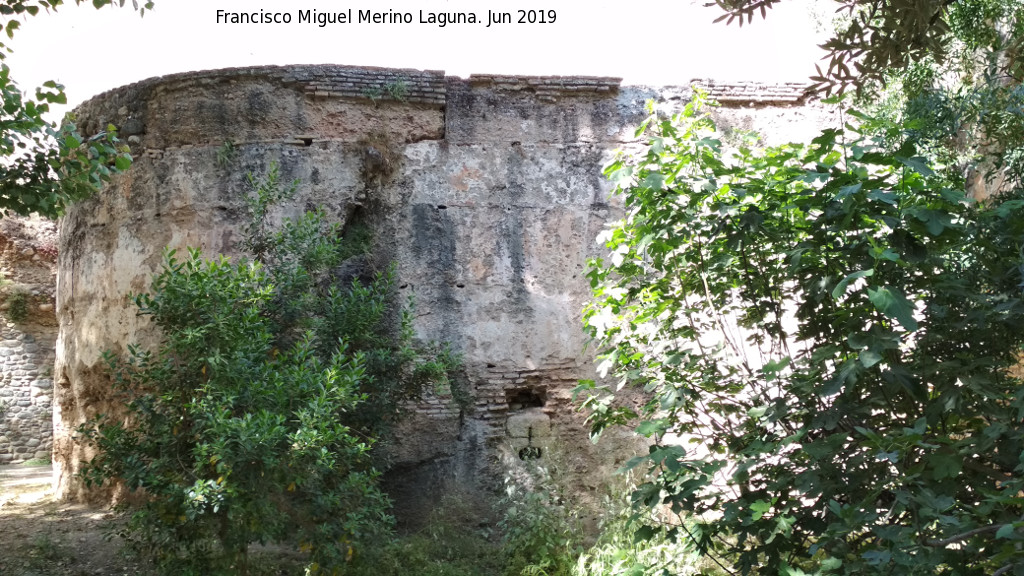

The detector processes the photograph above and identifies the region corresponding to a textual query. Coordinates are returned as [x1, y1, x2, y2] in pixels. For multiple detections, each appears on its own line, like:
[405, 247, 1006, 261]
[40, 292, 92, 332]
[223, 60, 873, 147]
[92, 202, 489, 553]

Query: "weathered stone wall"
[0, 328, 55, 464]
[54, 64, 838, 506]
[0, 216, 58, 465]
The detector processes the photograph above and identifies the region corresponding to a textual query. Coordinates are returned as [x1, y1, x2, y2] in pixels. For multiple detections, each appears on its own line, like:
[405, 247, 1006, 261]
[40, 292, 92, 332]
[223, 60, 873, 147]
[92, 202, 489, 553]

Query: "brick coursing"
[691, 79, 812, 104]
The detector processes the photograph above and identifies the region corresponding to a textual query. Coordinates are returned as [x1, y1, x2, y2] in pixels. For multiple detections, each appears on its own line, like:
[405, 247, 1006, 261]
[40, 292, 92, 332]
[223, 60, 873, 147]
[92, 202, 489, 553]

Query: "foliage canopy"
[0, 0, 148, 217]
[579, 96, 1024, 575]
[849, 0, 1024, 202]
[712, 0, 1024, 94]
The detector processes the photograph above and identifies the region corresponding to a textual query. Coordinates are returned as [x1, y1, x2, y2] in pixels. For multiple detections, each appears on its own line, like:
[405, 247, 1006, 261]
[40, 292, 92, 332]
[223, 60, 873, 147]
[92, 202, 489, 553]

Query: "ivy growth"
[579, 95, 1024, 575]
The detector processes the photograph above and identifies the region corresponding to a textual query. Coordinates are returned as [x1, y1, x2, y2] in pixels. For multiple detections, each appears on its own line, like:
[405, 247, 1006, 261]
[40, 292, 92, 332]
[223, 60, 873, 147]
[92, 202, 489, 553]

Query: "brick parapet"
[291, 66, 446, 104]
[690, 79, 812, 105]
[466, 74, 622, 103]
[77, 65, 813, 133]
[83, 64, 447, 108]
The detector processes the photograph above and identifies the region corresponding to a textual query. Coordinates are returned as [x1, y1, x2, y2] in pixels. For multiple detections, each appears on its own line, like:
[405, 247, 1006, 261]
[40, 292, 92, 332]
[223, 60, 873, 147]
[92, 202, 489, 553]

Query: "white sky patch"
[9, 0, 828, 121]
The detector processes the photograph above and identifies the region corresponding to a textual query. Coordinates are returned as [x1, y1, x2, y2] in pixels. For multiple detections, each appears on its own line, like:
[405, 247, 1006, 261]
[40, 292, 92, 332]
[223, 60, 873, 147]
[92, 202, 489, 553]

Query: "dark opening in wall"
[339, 205, 373, 256]
[519, 446, 542, 460]
[359, 132, 398, 183]
[506, 386, 546, 411]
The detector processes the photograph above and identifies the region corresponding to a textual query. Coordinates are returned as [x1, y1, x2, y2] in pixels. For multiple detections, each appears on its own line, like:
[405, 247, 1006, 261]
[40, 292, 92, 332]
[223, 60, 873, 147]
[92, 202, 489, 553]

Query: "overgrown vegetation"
[499, 459, 584, 576]
[78, 165, 459, 575]
[5, 286, 28, 323]
[573, 493, 703, 576]
[341, 453, 699, 576]
[215, 140, 236, 168]
[0, 0, 145, 218]
[579, 94, 1024, 574]
[362, 79, 410, 104]
[711, 0, 1023, 95]
[345, 493, 502, 576]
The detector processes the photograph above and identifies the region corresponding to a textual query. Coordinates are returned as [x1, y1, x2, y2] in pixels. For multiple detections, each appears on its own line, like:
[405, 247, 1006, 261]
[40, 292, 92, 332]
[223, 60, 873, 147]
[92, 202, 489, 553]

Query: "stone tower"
[50, 65, 835, 508]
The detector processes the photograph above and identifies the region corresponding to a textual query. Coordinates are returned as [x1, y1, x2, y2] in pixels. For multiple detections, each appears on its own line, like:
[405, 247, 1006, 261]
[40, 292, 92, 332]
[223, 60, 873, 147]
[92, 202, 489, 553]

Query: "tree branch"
[925, 523, 1006, 547]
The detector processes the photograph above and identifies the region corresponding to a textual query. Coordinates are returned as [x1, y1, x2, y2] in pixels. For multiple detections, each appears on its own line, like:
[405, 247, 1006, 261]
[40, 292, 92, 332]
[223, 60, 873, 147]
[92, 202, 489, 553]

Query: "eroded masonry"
[16, 65, 837, 505]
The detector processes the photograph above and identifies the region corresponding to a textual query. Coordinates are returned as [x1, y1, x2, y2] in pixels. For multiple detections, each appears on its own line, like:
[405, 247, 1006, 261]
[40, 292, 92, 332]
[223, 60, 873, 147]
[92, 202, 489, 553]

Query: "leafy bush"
[499, 457, 585, 576]
[5, 287, 29, 323]
[79, 166, 458, 575]
[579, 95, 1024, 575]
[499, 455, 702, 576]
[572, 491, 701, 576]
[346, 493, 503, 576]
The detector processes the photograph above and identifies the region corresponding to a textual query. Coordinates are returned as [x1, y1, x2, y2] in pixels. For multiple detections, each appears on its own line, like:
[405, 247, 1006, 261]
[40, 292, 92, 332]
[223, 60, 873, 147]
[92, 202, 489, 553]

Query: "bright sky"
[8, 0, 829, 116]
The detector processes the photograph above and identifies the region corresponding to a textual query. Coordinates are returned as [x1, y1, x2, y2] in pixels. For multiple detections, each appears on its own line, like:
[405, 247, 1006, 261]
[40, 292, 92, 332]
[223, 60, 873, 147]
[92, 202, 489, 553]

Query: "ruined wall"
[0, 216, 58, 465]
[54, 65, 837, 505]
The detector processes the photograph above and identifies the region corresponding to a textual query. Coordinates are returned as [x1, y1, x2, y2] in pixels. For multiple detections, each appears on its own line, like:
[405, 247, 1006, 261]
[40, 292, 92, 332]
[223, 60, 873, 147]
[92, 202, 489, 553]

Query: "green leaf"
[859, 349, 882, 368]
[780, 563, 809, 576]
[996, 523, 1015, 539]
[633, 525, 656, 543]
[836, 182, 862, 199]
[867, 286, 918, 331]
[862, 550, 892, 565]
[635, 419, 668, 437]
[642, 172, 665, 191]
[867, 189, 897, 205]
[876, 248, 900, 262]
[928, 453, 962, 480]
[750, 499, 771, 520]
[907, 207, 955, 236]
[832, 269, 874, 299]
[821, 557, 843, 570]
[761, 357, 791, 382]
[895, 155, 934, 176]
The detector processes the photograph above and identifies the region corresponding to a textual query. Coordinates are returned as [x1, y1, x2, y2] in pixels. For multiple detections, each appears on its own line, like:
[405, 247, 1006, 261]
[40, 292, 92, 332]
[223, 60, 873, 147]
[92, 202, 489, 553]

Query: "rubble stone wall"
[0, 217, 58, 465]
[0, 326, 56, 465]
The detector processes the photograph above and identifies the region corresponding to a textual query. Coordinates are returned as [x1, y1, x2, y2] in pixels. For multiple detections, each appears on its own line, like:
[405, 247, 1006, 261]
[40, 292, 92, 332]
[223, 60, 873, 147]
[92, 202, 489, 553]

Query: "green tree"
[579, 96, 1024, 575]
[848, 0, 1024, 200]
[0, 0, 148, 217]
[712, 0, 1024, 94]
[79, 167, 459, 575]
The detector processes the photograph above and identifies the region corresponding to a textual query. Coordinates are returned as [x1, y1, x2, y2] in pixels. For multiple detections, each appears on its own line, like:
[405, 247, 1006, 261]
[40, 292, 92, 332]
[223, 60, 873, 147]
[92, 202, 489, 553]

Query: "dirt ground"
[0, 477, 315, 576]
[0, 481, 145, 576]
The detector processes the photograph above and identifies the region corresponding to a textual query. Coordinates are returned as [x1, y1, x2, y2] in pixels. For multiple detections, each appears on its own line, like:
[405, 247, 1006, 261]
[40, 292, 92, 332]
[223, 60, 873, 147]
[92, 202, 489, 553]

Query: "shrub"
[6, 287, 28, 323]
[346, 493, 503, 576]
[572, 491, 701, 576]
[499, 455, 585, 576]
[79, 165, 459, 575]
